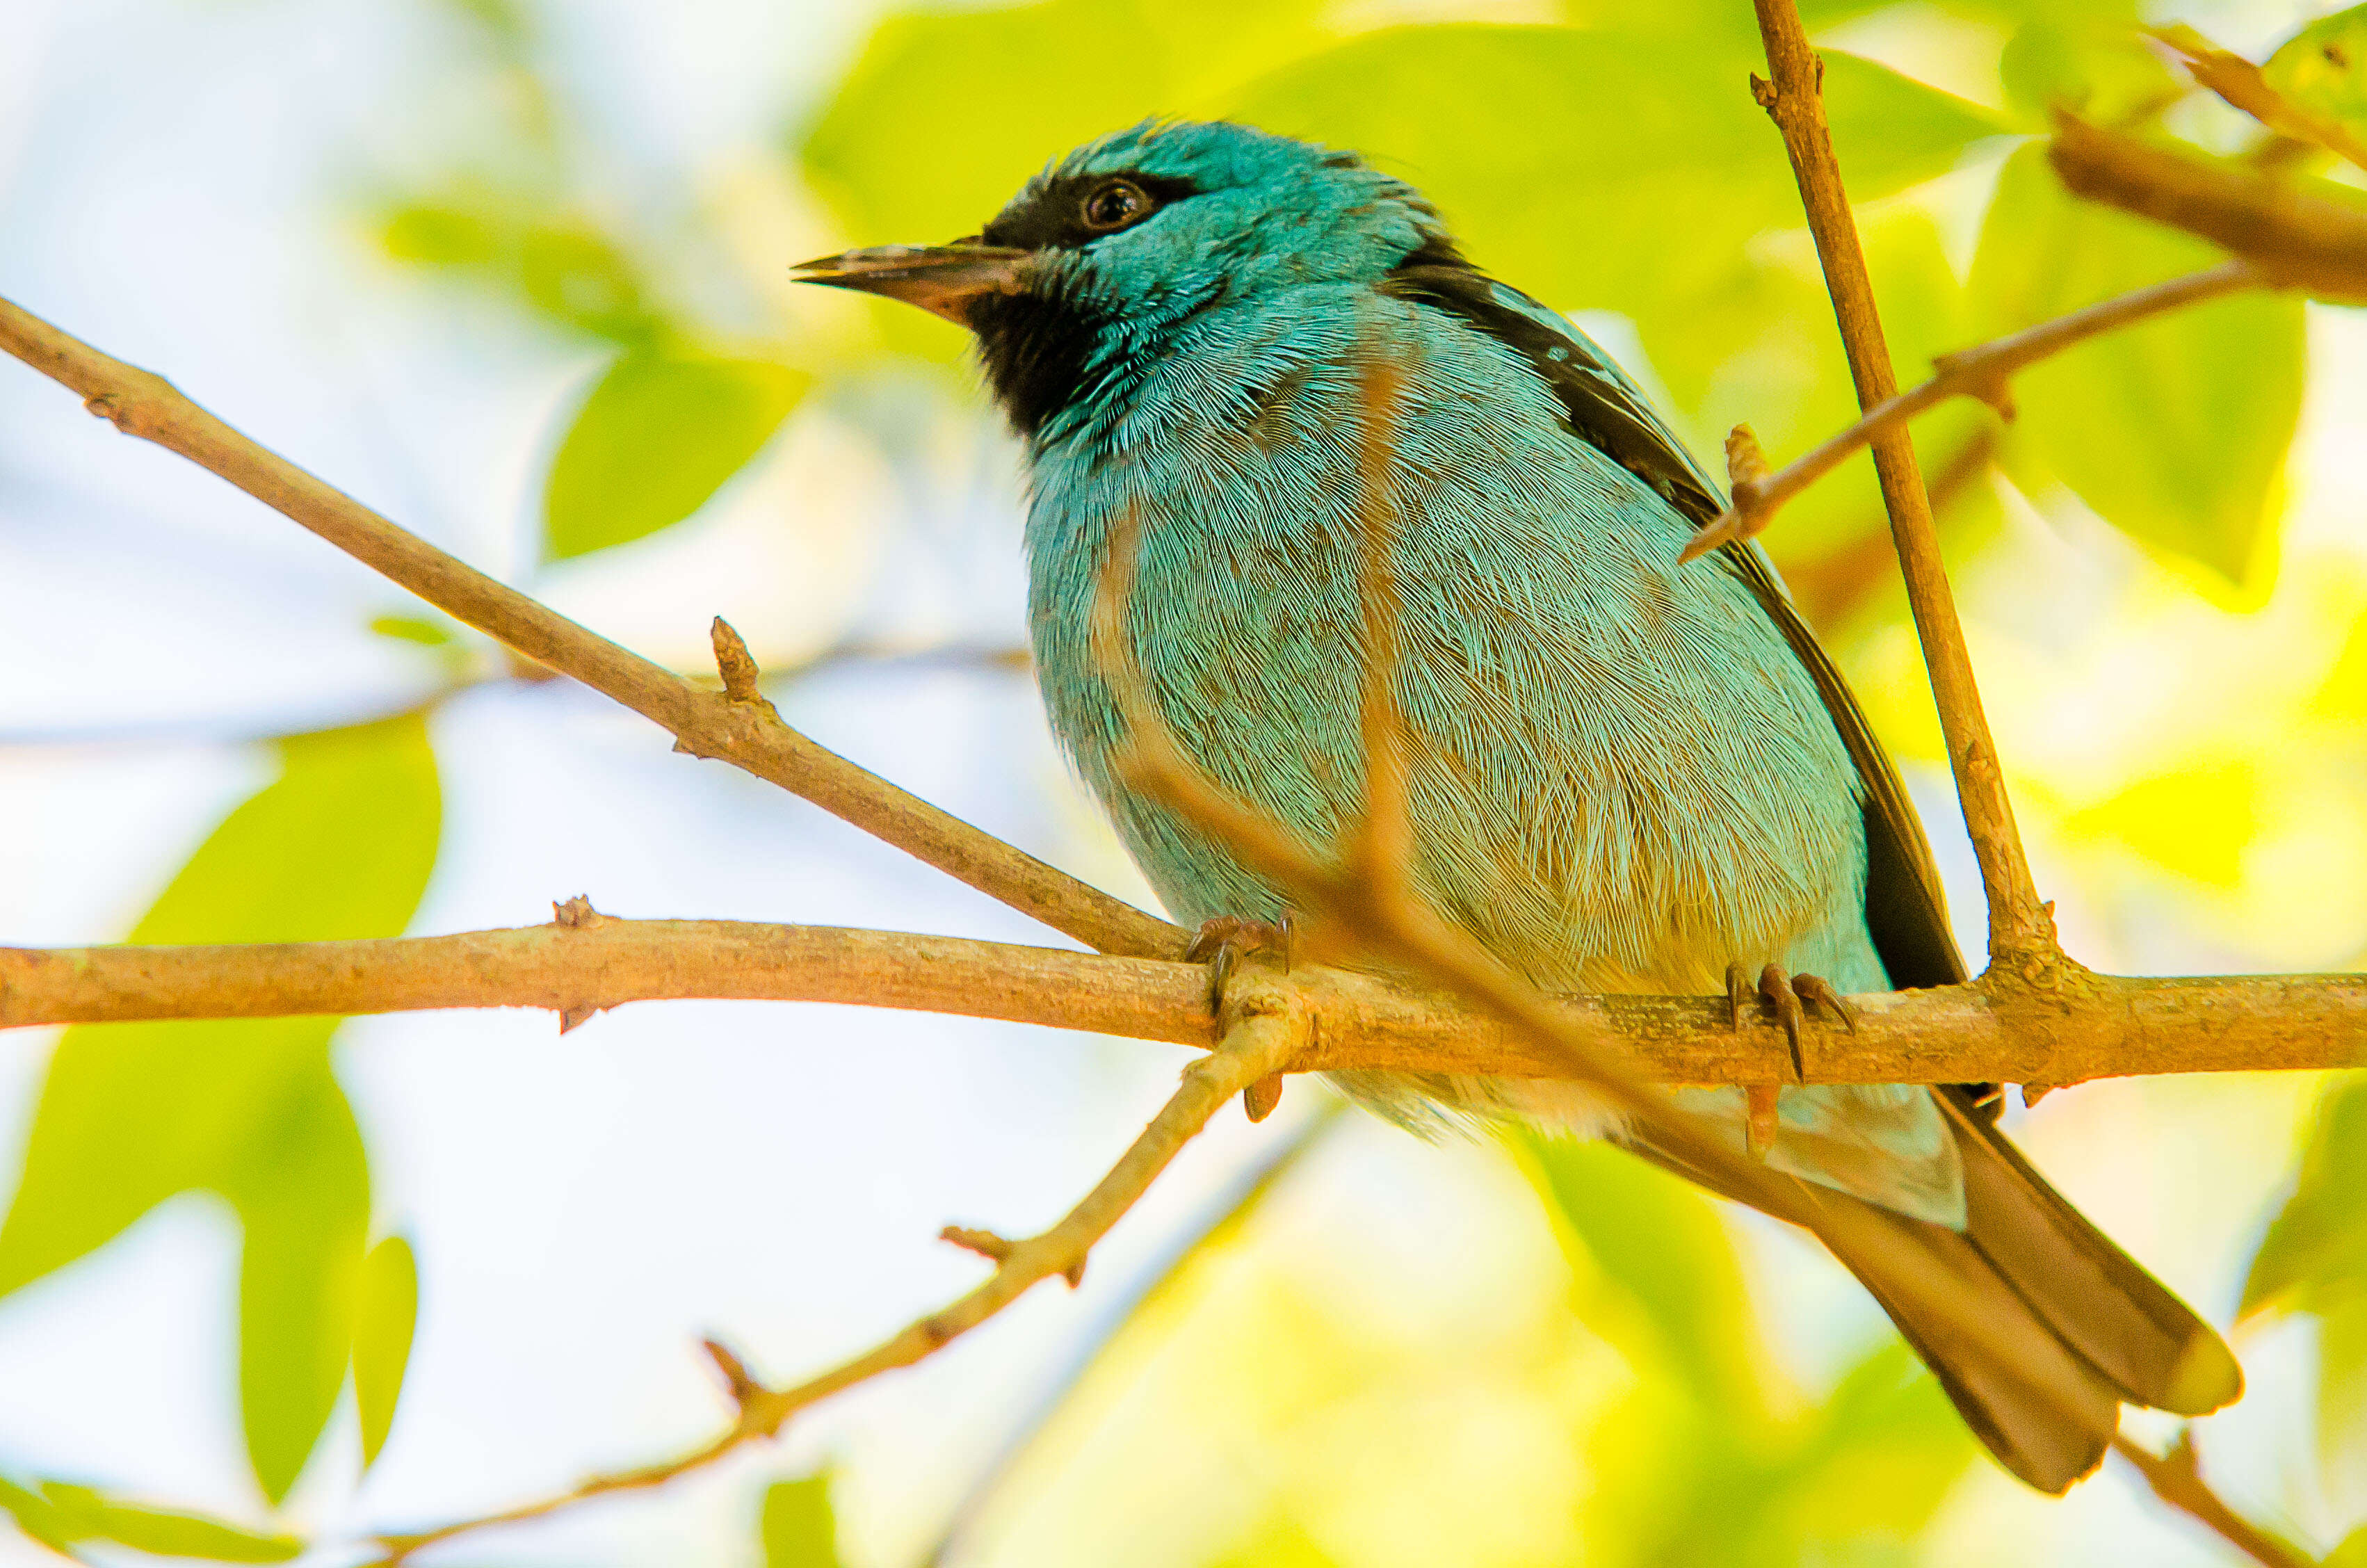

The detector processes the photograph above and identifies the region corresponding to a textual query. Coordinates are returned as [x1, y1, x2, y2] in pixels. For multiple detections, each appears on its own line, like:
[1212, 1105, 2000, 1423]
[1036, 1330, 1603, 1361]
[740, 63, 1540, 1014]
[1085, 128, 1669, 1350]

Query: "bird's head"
[793, 120, 1443, 438]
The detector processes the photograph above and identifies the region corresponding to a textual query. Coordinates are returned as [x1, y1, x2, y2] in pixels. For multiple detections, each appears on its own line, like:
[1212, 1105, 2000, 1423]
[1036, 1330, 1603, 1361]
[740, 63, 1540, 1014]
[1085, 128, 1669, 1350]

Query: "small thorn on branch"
[1243, 1072, 1285, 1122]
[709, 617, 778, 714]
[1675, 424, 1770, 564]
[552, 894, 605, 929]
[939, 1225, 1014, 1263]
[1750, 72, 1777, 110]
[700, 1336, 763, 1409]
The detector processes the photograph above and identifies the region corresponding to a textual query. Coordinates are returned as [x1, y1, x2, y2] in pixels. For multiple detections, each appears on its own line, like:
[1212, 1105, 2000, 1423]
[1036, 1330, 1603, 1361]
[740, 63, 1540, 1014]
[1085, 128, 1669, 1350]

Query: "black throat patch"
[969, 286, 1107, 441]
[969, 169, 1200, 439]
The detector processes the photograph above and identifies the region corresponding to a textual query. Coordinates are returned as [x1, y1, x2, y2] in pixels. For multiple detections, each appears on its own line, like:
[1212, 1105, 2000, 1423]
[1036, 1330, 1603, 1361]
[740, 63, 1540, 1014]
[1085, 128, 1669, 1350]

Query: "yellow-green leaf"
[220, 1066, 372, 1504]
[800, 0, 1330, 250]
[2264, 6, 2367, 154]
[2244, 1077, 2367, 1317]
[355, 1235, 420, 1467]
[1225, 29, 1998, 325]
[543, 352, 809, 560]
[1510, 1131, 1767, 1422]
[35, 1482, 302, 1562]
[0, 715, 440, 1504]
[1969, 141, 2304, 588]
[761, 1472, 843, 1568]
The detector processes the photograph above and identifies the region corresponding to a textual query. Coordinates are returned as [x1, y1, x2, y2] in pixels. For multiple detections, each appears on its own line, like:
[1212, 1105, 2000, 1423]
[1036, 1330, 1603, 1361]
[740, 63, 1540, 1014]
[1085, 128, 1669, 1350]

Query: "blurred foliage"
[544, 351, 810, 559]
[1970, 141, 2304, 590]
[2245, 1076, 2367, 1512]
[0, 716, 440, 1508]
[368, 0, 2329, 600]
[0, 1476, 303, 1562]
[2264, 5, 2367, 147]
[1513, 1134, 1972, 1565]
[761, 1471, 845, 1568]
[354, 1234, 421, 1469]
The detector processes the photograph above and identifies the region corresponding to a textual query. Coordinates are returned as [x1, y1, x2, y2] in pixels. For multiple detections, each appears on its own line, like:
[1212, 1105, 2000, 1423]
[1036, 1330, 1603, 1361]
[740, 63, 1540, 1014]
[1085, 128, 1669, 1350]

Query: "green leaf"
[1969, 140, 2304, 588]
[35, 1483, 303, 1562]
[1225, 29, 1998, 325]
[2264, 6, 2367, 152]
[219, 1065, 372, 1503]
[2243, 1076, 2367, 1317]
[2323, 1300, 2367, 1505]
[354, 1235, 420, 1467]
[800, 0, 1330, 251]
[0, 715, 441, 1503]
[0, 1474, 81, 1554]
[378, 197, 661, 344]
[1509, 1131, 1766, 1419]
[543, 352, 809, 560]
[368, 613, 453, 647]
[761, 1472, 843, 1568]
[1999, 17, 2183, 129]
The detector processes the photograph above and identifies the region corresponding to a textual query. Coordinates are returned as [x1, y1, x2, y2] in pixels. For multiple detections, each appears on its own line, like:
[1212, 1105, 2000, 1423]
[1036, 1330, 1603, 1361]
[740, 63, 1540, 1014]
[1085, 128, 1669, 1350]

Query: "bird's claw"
[1189, 914, 1297, 1122]
[1725, 961, 1856, 1158]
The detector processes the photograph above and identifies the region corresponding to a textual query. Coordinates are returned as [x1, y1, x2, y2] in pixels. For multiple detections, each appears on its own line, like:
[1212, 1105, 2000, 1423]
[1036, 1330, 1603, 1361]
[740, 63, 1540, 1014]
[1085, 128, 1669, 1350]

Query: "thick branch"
[371, 1003, 1302, 1562]
[2, 920, 2360, 1083]
[1750, 2, 2055, 965]
[0, 296, 1181, 962]
[2051, 113, 2367, 304]
[1680, 261, 2263, 559]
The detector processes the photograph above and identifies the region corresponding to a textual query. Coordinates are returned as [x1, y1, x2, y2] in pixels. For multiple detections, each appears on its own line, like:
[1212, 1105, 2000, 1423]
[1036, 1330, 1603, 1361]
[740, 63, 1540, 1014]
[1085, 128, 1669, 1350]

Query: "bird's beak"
[790, 242, 1031, 326]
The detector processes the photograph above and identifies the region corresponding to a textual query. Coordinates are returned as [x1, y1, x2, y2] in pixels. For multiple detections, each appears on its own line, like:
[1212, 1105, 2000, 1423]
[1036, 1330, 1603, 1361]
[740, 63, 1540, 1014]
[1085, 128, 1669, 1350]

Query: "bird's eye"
[1081, 179, 1152, 232]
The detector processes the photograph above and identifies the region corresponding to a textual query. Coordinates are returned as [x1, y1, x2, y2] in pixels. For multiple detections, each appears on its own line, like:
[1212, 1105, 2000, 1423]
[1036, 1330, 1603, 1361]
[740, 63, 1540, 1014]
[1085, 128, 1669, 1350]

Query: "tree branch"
[1749, 0, 2054, 967]
[1679, 261, 2263, 560]
[2112, 1431, 2319, 1568]
[2050, 112, 2367, 304]
[0, 916, 2361, 1083]
[0, 295, 1182, 963]
[369, 1002, 1304, 1563]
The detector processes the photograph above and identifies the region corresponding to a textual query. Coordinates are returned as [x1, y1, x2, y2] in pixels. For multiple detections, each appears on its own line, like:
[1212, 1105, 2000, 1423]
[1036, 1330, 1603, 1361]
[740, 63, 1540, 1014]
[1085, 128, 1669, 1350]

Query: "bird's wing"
[1383, 250, 1966, 989]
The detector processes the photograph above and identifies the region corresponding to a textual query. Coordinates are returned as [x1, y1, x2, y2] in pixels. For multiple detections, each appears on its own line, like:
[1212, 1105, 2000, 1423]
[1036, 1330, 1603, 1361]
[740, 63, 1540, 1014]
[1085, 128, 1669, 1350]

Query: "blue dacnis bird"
[793, 120, 2240, 1491]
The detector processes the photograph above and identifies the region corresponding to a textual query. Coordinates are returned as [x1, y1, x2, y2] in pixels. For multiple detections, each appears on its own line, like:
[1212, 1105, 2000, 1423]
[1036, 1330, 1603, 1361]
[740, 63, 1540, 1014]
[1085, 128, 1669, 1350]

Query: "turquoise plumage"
[795, 118, 2238, 1491]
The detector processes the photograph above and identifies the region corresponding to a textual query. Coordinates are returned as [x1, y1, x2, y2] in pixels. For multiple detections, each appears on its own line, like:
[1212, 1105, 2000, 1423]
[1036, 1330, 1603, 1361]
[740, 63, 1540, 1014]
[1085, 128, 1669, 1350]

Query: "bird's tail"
[1633, 1088, 2243, 1492]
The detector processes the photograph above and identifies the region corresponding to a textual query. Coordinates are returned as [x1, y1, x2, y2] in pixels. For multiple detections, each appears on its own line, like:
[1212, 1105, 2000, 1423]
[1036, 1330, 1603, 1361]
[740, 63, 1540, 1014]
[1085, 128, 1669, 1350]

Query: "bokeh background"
[3, 0, 2365, 1562]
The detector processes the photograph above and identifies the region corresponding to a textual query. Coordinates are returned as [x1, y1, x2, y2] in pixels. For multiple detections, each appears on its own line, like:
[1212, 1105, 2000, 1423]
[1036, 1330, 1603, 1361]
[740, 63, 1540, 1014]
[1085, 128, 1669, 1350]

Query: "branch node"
[1243, 1072, 1285, 1123]
[710, 617, 779, 716]
[552, 894, 606, 930]
[700, 1336, 763, 1409]
[1750, 72, 1777, 111]
[556, 1005, 599, 1035]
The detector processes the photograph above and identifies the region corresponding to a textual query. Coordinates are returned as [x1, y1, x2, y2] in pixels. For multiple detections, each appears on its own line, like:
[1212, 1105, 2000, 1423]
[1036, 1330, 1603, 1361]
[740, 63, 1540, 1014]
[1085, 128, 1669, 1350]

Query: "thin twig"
[1679, 261, 2262, 560]
[1748, 0, 2053, 967]
[1, 920, 2361, 1082]
[369, 1003, 1304, 1562]
[2111, 1431, 2319, 1568]
[920, 1101, 1347, 1568]
[2050, 112, 2367, 305]
[1350, 355, 1413, 898]
[0, 294, 1181, 962]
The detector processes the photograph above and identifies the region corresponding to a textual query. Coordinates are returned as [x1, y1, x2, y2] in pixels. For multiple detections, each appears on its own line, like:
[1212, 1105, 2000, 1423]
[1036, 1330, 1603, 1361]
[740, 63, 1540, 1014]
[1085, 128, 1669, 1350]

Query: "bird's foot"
[1187, 914, 1296, 1123]
[1725, 961, 1857, 1156]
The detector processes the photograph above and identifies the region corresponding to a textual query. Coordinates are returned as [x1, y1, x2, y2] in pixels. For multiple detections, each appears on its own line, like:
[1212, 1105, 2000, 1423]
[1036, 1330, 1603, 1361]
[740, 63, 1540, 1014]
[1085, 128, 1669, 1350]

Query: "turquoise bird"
[795, 120, 2238, 1489]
